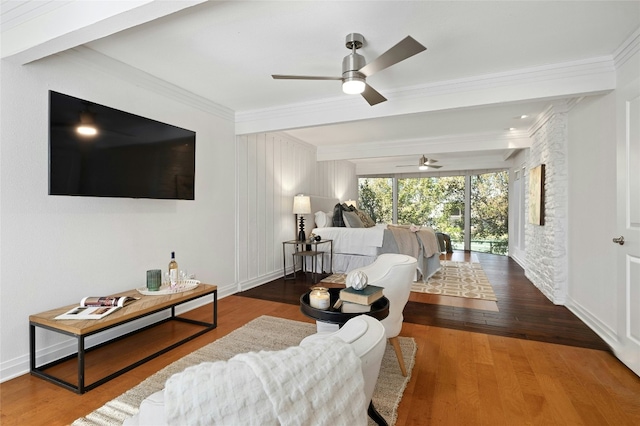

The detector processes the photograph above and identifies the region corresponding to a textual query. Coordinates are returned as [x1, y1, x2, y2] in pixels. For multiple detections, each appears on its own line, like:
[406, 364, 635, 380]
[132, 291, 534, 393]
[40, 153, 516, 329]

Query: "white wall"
[564, 93, 618, 340]
[563, 41, 640, 355]
[0, 53, 237, 380]
[316, 160, 358, 201]
[235, 133, 357, 291]
[235, 132, 316, 289]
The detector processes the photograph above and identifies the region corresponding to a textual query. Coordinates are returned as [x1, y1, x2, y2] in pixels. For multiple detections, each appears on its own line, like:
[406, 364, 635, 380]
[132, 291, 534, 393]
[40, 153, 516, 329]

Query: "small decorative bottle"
[168, 252, 179, 286]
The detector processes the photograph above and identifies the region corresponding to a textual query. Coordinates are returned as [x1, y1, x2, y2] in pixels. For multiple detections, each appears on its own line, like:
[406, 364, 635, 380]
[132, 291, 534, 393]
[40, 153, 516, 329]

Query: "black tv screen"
[49, 91, 196, 200]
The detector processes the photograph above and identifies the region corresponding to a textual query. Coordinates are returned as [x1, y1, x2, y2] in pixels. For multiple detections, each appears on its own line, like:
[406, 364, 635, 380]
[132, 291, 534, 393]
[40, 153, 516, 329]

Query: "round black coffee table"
[300, 287, 389, 325]
[299, 287, 390, 426]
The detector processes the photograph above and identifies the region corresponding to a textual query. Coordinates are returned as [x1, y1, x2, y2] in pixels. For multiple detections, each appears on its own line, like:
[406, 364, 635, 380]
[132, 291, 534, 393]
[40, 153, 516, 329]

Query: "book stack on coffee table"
[338, 285, 384, 313]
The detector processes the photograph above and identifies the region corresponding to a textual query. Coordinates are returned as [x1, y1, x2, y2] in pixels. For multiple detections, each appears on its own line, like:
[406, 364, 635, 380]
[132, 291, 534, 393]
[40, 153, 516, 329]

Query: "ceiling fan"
[272, 33, 426, 106]
[396, 155, 442, 171]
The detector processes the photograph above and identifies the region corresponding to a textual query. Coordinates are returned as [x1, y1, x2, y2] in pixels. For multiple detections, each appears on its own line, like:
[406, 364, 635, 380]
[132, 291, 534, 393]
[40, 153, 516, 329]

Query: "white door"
[615, 74, 640, 377]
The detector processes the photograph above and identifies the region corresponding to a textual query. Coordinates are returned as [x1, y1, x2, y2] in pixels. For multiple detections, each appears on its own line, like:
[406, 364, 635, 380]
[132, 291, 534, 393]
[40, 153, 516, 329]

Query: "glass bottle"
[169, 252, 178, 286]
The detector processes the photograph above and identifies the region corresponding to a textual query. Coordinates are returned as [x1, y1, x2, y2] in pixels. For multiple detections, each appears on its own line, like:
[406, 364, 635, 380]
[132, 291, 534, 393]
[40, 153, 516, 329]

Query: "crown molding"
[528, 98, 579, 136]
[357, 163, 509, 176]
[57, 46, 235, 121]
[1, 1, 206, 65]
[614, 27, 640, 69]
[235, 55, 616, 135]
[317, 130, 531, 162]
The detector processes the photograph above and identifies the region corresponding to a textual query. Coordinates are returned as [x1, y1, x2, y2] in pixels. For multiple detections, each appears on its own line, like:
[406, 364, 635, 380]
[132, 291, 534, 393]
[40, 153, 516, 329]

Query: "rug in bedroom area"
[322, 260, 498, 301]
[411, 260, 498, 301]
[72, 315, 416, 426]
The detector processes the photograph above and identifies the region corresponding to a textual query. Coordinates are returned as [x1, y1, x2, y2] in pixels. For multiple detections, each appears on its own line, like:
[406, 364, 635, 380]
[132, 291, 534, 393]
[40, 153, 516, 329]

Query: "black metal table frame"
[29, 290, 217, 394]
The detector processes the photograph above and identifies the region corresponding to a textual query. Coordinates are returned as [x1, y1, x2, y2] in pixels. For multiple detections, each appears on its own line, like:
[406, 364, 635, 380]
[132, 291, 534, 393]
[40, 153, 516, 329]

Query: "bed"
[306, 196, 442, 281]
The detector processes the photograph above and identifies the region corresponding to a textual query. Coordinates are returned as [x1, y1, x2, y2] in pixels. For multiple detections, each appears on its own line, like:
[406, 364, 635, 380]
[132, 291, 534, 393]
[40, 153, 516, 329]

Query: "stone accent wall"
[525, 106, 569, 304]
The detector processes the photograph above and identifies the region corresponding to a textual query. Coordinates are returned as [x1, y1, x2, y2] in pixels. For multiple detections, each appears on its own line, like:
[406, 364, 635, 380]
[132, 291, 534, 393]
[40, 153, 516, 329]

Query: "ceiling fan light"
[342, 77, 365, 94]
[418, 165, 429, 171]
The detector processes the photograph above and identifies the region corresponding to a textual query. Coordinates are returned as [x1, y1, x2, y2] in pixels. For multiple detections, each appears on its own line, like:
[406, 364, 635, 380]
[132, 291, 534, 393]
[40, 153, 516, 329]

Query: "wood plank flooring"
[2, 252, 638, 425]
[239, 251, 611, 351]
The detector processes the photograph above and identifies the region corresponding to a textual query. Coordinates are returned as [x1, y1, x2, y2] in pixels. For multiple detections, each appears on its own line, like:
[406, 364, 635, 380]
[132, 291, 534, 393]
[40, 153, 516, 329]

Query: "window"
[358, 171, 508, 255]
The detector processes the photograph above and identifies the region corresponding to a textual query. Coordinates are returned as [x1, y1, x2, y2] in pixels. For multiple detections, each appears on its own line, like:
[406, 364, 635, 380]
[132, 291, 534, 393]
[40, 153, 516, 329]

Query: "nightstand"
[282, 239, 333, 283]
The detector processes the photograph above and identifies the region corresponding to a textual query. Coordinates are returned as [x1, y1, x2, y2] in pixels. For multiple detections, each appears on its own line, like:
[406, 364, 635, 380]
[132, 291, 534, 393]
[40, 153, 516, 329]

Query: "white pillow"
[314, 211, 333, 228]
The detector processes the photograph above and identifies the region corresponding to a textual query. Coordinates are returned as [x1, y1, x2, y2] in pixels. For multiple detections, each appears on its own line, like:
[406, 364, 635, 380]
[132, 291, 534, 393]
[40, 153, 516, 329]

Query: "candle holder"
[309, 287, 330, 310]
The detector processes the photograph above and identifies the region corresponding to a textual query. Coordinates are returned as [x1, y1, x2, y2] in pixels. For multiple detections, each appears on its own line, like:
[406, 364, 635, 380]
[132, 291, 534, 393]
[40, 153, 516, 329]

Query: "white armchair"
[124, 315, 386, 426]
[345, 253, 418, 376]
[301, 314, 386, 407]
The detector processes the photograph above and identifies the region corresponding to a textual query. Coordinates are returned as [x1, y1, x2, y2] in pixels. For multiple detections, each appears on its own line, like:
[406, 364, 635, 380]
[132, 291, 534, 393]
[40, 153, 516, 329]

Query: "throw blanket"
[164, 337, 367, 426]
[387, 225, 440, 258]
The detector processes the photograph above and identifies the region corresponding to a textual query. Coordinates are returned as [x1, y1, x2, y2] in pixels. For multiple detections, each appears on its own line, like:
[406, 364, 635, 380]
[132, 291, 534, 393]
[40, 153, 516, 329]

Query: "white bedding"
[311, 224, 386, 256]
[306, 195, 441, 277]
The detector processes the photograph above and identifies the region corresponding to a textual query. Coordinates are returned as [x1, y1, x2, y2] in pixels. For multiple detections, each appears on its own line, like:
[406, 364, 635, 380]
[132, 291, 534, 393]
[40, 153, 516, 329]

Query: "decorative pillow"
[343, 210, 364, 228]
[332, 203, 347, 227]
[314, 211, 333, 228]
[354, 208, 376, 227]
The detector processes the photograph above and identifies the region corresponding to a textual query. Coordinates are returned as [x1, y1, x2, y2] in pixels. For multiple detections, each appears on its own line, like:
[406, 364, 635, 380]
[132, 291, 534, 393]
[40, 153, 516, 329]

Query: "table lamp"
[293, 195, 311, 241]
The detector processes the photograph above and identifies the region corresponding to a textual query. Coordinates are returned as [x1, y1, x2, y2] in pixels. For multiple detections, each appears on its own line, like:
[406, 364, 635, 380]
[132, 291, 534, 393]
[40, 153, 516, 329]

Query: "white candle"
[309, 287, 330, 310]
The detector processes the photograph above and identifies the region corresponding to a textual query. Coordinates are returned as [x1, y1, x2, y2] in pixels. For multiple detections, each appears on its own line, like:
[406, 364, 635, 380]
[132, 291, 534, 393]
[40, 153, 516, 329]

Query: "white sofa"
[124, 315, 386, 425]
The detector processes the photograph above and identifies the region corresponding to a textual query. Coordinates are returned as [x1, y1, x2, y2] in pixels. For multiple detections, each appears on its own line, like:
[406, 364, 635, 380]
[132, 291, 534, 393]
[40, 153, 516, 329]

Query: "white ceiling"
[3, 0, 639, 175]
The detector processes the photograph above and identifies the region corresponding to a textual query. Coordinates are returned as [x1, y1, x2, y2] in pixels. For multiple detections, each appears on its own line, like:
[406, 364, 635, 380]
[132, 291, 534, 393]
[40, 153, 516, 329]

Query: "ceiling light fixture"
[520, 114, 529, 119]
[342, 74, 366, 94]
[418, 155, 429, 170]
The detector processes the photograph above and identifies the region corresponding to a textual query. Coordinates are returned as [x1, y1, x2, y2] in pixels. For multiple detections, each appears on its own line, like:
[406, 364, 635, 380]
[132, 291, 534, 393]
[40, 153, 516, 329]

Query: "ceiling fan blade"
[272, 74, 342, 80]
[361, 83, 386, 106]
[359, 36, 427, 77]
[427, 165, 442, 169]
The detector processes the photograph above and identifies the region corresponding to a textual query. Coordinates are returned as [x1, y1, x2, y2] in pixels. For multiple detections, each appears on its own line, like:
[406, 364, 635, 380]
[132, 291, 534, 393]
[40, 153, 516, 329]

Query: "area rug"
[322, 261, 498, 301]
[72, 315, 416, 426]
[411, 260, 498, 301]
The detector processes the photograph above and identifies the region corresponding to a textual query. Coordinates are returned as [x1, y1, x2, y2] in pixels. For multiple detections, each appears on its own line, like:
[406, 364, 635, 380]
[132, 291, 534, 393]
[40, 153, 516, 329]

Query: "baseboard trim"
[565, 295, 618, 349]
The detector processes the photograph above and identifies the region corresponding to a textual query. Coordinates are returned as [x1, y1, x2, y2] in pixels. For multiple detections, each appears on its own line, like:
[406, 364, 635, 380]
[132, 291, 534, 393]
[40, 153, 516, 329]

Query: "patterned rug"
[72, 315, 415, 426]
[411, 261, 497, 301]
[321, 261, 497, 301]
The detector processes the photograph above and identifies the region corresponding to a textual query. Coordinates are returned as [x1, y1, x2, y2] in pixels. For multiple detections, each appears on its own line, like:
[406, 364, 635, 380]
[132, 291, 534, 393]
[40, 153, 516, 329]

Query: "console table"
[29, 283, 217, 394]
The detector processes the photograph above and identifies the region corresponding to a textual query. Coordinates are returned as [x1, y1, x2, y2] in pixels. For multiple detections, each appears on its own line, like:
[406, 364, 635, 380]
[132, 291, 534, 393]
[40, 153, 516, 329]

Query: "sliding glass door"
[470, 172, 509, 254]
[358, 171, 508, 255]
[397, 176, 466, 249]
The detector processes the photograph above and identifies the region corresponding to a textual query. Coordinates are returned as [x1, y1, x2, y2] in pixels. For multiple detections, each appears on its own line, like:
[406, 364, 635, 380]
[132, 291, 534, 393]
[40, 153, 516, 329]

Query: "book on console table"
[339, 285, 384, 306]
[54, 296, 139, 320]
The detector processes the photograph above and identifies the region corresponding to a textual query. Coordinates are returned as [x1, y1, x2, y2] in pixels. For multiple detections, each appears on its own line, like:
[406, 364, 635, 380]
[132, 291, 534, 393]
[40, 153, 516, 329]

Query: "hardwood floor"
[240, 251, 611, 351]
[1, 253, 639, 425]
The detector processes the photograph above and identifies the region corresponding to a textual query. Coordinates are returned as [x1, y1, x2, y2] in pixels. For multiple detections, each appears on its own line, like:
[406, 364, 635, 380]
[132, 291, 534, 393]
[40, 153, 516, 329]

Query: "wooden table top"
[29, 283, 217, 335]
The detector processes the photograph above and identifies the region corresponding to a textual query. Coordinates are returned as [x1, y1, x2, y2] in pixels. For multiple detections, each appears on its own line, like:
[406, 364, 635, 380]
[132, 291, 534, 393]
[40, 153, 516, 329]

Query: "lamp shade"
[292, 195, 311, 214]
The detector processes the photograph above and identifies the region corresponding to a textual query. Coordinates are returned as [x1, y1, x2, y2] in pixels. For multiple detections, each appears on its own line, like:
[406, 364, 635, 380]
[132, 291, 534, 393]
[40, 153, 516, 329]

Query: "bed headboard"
[308, 195, 339, 229]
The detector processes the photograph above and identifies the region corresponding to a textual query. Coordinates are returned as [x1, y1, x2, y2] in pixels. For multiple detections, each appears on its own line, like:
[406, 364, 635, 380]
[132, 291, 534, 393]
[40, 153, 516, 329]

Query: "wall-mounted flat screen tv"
[49, 91, 196, 200]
